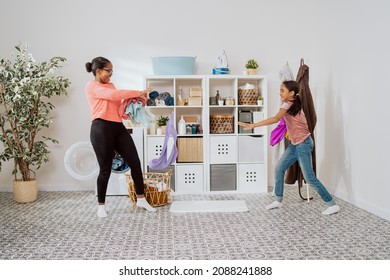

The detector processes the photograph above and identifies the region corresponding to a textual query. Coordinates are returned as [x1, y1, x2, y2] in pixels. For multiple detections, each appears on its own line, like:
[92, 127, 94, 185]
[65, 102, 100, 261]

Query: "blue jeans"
[274, 136, 334, 206]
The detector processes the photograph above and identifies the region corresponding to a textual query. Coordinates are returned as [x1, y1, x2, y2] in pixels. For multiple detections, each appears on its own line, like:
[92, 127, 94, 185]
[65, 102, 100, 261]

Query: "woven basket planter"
[13, 179, 38, 203]
[246, 68, 257, 75]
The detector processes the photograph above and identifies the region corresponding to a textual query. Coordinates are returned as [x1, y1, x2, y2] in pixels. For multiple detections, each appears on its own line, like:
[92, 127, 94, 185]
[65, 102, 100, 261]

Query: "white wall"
[1, 0, 389, 220]
[309, 0, 390, 220]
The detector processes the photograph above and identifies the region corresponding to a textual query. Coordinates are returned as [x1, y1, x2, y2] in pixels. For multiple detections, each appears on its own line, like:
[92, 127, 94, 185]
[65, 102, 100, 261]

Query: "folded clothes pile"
[124, 101, 152, 128]
[147, 90, 174, 106]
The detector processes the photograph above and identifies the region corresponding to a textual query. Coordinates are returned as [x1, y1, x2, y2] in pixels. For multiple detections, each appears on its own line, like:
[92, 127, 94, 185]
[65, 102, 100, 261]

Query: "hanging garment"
[296, 60, 316, 133]
[272, 62, 295, 164]
[148, 112, 178, 170]
[279, 61, 294, 81]
[285, 59, 317, 185]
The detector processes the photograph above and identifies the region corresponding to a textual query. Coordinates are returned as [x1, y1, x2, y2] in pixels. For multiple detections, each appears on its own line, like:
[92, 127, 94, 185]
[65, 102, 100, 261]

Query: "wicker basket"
[13, 179, 38, 203]
[126, 170, 172, 207]
[238, 89, 259, 105]
[210, 115, 234, 134]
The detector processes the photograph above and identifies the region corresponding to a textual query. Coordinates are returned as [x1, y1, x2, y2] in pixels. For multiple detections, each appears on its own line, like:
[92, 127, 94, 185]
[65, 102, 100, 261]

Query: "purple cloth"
[270, 118, 287, 146]
[148, 112, 178, 170]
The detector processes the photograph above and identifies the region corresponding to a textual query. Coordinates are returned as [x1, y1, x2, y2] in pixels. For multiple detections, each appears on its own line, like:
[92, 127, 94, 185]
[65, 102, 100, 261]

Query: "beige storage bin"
[177, 137, 203, 162]
[190, 87, 202, 97]
[188, 96, 202, 106]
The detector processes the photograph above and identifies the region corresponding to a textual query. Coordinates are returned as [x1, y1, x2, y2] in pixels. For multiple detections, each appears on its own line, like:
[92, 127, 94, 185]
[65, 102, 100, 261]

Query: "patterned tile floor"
[1, 187, 389, 260]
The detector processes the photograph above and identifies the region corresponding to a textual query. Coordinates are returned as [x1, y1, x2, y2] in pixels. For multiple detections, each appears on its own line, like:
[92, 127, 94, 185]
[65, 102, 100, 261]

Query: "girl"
[85, 56, 155, 217]
[238, 80, 340, 215]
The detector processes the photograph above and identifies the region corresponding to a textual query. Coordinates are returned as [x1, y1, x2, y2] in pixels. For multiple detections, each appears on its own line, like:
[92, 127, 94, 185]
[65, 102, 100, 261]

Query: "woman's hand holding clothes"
[139, 87, 152, 100]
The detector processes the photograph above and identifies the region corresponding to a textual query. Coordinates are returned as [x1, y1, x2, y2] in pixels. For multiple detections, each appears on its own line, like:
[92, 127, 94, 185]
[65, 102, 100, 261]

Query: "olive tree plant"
[0, 44, 70, 181]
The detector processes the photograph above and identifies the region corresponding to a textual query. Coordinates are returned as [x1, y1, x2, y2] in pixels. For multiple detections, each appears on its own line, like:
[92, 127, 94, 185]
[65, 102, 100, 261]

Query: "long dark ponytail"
[283, 80, 301, 116]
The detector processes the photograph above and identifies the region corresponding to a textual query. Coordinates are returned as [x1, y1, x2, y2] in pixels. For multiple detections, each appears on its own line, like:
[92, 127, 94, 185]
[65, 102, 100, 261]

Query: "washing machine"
[64, 127, 144, 196]
[64, 141, 99, 182]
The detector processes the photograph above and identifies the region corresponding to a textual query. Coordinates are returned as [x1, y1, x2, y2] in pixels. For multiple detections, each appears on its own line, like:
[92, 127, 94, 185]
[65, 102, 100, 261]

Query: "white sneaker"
[266, 201, 282, 210]
[322, 205, 340, 215]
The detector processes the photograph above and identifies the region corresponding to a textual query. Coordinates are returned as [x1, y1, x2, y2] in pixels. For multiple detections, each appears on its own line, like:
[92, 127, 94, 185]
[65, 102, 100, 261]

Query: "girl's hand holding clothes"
[238, 121, 254, 130]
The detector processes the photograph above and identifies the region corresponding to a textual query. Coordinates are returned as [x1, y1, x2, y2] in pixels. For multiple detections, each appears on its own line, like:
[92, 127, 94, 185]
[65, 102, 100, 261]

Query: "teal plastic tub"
[151, 56, 196, 75]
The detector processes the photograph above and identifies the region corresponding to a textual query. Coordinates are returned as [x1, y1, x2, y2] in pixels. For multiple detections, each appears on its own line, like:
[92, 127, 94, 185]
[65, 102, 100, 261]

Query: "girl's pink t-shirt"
[85, 80, 140, 122]
[281, 101, 311, 145]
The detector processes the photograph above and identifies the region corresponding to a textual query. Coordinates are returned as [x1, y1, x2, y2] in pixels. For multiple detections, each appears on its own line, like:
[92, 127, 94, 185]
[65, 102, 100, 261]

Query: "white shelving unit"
[143, 75, 268, 194]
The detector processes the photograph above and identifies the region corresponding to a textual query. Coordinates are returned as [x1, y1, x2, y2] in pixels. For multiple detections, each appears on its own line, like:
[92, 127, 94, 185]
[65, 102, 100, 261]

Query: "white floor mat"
[169, 200, 249, 213]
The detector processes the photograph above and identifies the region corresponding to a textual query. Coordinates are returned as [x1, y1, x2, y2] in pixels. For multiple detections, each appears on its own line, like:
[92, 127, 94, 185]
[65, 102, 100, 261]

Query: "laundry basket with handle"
[126, 170, 172, 207]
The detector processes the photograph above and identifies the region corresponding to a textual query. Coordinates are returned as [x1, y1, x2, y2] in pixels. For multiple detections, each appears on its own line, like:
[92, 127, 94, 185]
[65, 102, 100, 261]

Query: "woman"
[85, 56, 155, 217]
[238, 80, 340, 215]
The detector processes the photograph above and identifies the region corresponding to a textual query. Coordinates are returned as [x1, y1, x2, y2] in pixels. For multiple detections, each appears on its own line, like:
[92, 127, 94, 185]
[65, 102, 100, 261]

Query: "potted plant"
[156, 115, 169, 135]
[0, 44, 70, 203]
[245, 59, 259, 75]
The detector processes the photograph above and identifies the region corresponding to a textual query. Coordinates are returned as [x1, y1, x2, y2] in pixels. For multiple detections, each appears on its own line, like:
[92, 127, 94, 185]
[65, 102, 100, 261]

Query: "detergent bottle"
[178, 116, 186, 135]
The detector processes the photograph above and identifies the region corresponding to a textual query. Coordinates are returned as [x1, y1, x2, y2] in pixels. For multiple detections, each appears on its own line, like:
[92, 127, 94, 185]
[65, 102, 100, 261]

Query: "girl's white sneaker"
[266, 201, 282, 210]
[322, 205, 340, 215]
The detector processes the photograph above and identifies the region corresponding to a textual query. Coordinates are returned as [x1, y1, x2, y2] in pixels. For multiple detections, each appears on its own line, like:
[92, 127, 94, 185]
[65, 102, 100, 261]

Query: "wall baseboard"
[276, 184, 390, 222]
[0, 184, 94, 192]
[333, 189, 390, 222]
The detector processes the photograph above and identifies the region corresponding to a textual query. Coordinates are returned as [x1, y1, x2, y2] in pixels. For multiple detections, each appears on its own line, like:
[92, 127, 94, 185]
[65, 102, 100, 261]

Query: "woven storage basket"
[126, 170, 172, 207]
[13, 179, 38, 203]
[238, 89, 258, 105]
[210, 115, 234, 134]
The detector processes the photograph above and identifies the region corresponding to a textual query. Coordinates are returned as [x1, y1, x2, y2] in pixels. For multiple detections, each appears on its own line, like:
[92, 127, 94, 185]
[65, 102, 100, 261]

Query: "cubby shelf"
[143, 75, 268, 194]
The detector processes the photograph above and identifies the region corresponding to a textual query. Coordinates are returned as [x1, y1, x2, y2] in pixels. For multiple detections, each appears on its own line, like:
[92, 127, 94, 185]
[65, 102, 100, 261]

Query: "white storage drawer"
[147, 136, 175, 164]
[238, 163, 266, 193]
[176, 165, 204, 194]
[209, 136, 237, 163]
[253, 112, 265, 135]
[238, 135, 265, 163]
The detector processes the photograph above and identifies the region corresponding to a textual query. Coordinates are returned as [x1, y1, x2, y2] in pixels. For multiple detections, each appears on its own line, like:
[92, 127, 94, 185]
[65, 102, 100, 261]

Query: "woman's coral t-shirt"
[85, 80, 140, 122]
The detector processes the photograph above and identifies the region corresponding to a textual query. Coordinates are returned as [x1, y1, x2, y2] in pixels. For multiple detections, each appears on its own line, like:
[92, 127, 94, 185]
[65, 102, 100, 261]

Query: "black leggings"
[90, 119, 144, 203]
